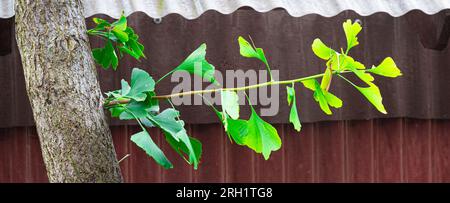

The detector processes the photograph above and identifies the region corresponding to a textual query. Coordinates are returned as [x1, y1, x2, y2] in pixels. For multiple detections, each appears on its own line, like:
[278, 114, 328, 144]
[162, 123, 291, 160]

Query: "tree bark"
[15, 0, 123, 182]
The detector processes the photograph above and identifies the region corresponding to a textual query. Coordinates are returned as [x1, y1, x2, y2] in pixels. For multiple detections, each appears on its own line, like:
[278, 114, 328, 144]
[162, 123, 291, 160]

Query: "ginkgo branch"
[104, 70, 357, 107]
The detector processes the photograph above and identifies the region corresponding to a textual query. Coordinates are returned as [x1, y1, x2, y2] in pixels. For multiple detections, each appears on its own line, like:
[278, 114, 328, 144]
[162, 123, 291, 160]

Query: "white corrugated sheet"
[1, 0, 450, 19]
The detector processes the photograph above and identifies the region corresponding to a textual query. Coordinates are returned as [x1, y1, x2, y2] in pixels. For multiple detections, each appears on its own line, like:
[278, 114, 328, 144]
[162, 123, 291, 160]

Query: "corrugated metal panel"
[1, 119, 450, 183]
[2, 0, 450, 19]
[1, 9, 449, 127]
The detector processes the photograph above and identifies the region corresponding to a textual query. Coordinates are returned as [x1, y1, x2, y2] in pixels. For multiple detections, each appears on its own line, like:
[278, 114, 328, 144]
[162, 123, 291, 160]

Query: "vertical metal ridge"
[370, 119, 375, 183]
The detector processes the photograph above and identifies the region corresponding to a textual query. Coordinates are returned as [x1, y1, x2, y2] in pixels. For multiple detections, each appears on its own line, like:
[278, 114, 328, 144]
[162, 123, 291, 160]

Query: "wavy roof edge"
[1, 0, 450, 19]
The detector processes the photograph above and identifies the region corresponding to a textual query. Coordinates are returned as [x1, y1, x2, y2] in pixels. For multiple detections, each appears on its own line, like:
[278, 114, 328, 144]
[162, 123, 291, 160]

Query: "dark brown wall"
[1, 118, 449, 183]
[1, 9, 449, 183]
[1, 9, 450, 128]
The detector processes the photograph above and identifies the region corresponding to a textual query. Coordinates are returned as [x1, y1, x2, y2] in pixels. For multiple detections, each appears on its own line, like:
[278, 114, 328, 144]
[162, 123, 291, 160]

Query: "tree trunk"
[15, 0, 123, 182]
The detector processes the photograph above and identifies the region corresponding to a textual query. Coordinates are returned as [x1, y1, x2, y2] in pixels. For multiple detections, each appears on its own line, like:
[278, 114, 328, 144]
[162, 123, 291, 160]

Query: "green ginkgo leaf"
[120, 79, 131, 95]
[222, 106, 281, 160]
[312, 39, 335, 60]
[225, 118, 247, 145]
[245, 107, 282, 160]
[118, 27, 146, 60]
[323, 91, 343, 108]
[147, 108, 200, 169]
[173, 44, 217, 84]
[111, 13, 129, 42]
[119, 102, 150, 120]
[112, 13, 127, 31]
[348, 65, 374, 84]
[302, 79, 342, 115]
[354, 82, 387, 114]
[118, 68, 155, 101]
[238, 36, 273, 80]
[368, 57, 402, 78]
[112, 29, 129, 42]
[131, 130, 173, 169]
[165, 132, 202, 168]
[337, 54, 365, 70]
[320, 67, 333, 90]
[328, 53, 345, 71]
[286, 85, 301, 132]
[238, 36, 269, 68]
[221, 90, 240, 131]
[314, 89, 332, 115]
[343, 19, 362, 52]
[92, 40, 118, 70]
[221, 90, 240, 120]
[130, 68, 155, 95]
[93, 17, 109, 25]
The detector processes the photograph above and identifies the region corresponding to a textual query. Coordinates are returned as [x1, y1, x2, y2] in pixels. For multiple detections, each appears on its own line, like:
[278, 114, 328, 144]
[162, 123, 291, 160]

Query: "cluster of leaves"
[214, 37, 282, 160]
[309, 19, 402, 117]
[104, 68, 202, 169]
[94, 16, 402, 170]
[103, 43, 218, 169]
[87, 13, 145, 70]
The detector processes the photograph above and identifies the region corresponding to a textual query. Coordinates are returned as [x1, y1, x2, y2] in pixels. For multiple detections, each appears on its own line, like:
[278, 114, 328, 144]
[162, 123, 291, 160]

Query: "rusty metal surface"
[0, 118, 449, 183]
[0, 9, 449, 183]
[0, 10, 449, 127]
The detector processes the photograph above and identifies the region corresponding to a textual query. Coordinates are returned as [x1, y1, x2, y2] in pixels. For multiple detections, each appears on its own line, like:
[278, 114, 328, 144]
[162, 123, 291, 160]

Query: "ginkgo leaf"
[109, 106, 125, 117]
[238, 36, 273, 78]
[328, 53, 343, 71]
[301, 79, 316, 91]
[119, 101, 149, 120]
[93, 17, 109, 25]
[343, 19, 362, 51]
[111, 13, 127, 32]
[129, 68, 155, 95]
[213, 109, 242, 143]
[323, 91, 343, 108]
[165, 132, 202, 167]
[286, 85, 301, 132]
[354, 82, 387, 114]
[112, 29, 129, 42]
[223, 107, 281, 159]
[111, 13, 129, 42]
[347, 65, 374, 84]
[92, 40, 118, 70]
[120, 79, 131, 95]
[238, 36, 269, 67]
[131, 130, 173, 169]
[118, 27, 146, 60]
[368, 57, 402, 78]
[147, 108, 200, 169]
[119, 68, 155, 101]
[221, 90, 240, 120]
[173, 44, 217, 84]
[312, 39, 335, 60]
[314, 89, 332, 115]
[320, 67, 333, 90]
[226, 118, 248, 145]
[302, 79, 342, 115]
[221, 90, 240, 131]
[115, 92, 159, 120]
[245, 108, 282, 160]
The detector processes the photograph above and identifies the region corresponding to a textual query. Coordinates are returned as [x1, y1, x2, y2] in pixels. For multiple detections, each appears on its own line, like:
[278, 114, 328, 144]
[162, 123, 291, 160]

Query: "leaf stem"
[248, 35, 274, 81]
[118, 154, 131, 163]
[337, 74, 356, 87]
[156, 69, 176, 84]
[152, 70, 354, 99]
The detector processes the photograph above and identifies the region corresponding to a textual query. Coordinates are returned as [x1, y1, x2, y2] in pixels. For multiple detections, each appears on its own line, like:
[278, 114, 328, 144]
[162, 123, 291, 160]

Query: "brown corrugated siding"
[1, 118, 449, 183]
[1, 10, 450, 128]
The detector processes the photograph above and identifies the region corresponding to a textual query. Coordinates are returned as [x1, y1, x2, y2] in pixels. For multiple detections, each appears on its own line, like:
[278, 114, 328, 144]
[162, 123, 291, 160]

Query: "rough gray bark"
[15, 0, 123, 182]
